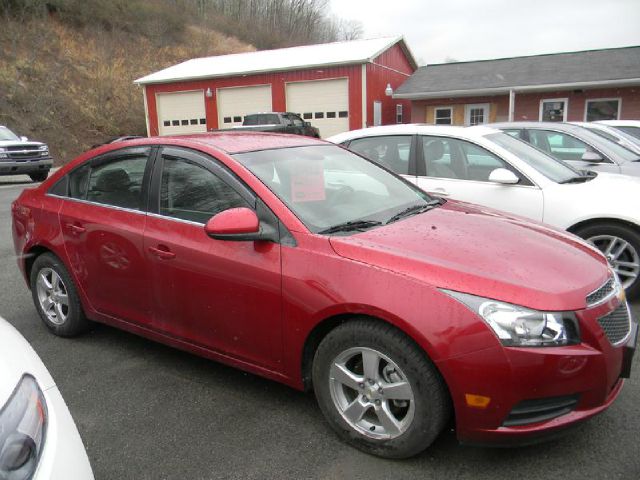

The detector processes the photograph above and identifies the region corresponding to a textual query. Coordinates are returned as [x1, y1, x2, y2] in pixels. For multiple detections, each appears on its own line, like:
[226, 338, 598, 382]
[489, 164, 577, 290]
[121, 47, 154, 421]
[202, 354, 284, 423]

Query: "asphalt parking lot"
[1, 176, 639, 480]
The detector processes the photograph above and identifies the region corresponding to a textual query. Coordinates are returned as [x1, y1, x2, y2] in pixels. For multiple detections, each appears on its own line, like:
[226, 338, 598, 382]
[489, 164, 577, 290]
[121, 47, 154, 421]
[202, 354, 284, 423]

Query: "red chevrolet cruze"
[12, 133, 637, 458]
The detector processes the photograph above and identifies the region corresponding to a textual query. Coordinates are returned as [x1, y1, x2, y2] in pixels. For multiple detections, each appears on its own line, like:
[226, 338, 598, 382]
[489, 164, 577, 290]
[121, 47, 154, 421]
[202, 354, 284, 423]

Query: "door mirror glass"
[581, 151, 604, 163]
[20, 136, 28, 142]
[204, 208, 261, 241]
[488, 168, 520, 185]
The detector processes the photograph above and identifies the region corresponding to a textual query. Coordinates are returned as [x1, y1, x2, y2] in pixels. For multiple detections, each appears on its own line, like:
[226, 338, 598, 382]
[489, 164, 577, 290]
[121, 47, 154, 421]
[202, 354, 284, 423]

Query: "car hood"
[0, 318, 55, 406]
[329, 201, 609, 311]
[0, 140, 44, 148]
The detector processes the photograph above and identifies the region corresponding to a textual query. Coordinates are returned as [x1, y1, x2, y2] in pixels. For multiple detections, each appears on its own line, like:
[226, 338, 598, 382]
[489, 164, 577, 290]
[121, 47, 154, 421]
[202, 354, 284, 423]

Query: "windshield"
[572, 127, 639, 163]
[234, 145, 434, 233]
[486, 132, 580, 183]
[0, 127, 19, 141]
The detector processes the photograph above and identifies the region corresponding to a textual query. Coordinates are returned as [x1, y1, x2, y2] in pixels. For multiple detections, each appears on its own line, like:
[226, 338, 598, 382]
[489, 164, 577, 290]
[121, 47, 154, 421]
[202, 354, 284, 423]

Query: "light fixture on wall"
[385, 83, 393, 96]
[205, 87, 213, 98]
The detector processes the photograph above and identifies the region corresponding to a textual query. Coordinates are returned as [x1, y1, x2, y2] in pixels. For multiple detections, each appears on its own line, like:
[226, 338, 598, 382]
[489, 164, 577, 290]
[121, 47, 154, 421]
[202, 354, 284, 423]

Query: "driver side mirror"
[488, 168, 520, 185]
[581, 151, 604, 163]
[20, 136, 28, 142]
[204, 207, 265, 241]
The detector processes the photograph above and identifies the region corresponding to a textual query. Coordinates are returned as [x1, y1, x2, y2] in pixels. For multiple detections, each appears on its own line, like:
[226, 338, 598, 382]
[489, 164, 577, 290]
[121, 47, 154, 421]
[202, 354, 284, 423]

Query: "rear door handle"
[148, 245, 176, 260]
[65, 223, 86, 234]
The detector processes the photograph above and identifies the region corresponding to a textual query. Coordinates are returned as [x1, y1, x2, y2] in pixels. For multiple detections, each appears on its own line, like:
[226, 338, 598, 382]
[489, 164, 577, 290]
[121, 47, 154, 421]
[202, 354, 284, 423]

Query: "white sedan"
[0, 317, 94, 479]
[329, 125, 640, 298]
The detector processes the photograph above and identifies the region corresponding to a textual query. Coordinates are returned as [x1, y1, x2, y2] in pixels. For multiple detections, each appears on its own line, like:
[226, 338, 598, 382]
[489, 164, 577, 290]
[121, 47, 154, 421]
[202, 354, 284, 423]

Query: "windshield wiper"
[318, 220, 383, 235]
[386, 200, 443, 225]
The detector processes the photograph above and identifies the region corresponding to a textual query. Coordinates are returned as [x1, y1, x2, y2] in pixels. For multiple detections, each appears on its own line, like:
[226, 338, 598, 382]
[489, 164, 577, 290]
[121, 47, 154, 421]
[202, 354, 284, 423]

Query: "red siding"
[144, 65, 363, 136]
[409, 86, 640, 124]
[366, 43, 415, 127]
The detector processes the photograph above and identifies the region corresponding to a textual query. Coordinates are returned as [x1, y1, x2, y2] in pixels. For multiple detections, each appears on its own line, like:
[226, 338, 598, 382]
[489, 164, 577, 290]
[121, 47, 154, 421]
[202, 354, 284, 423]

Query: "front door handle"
[148, 245, 176, 260]
[65, 223, 86, 234]
[430, 188, 450, 197]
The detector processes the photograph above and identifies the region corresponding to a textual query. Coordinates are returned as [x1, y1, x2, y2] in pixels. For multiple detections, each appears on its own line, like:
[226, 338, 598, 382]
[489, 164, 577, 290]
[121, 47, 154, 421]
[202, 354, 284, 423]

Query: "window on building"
[396, 104, 404, 124]
[338, 111, 349, 118]
[585, 99, 620, 121]
[434, 107, 452, 125]
[315, 112, 324, 119]
[327, 112, 336, 119]
[540, 99, 568, 122]
[465, 104, 489, 126]
[303, 113, 313, 120]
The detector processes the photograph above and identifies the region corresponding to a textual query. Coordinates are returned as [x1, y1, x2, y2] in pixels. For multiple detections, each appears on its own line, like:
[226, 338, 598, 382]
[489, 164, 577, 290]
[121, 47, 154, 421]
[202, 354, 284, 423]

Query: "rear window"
[243, 114, 280, 126]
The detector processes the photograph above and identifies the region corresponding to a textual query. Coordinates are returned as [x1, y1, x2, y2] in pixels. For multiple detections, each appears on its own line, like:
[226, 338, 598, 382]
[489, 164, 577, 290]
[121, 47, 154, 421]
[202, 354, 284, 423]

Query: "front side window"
[434, 108, 452, 125]
[421, 136, 517, 182]
[85, 151, 149, 210]
[527, 130, 591, 161]
[586, 99, 620, 121]
[540, 99, 567, 122]
[618, 126, 640, 140]
[289, 114, 304, 127]
[348, 136, 412, 175]
[233, 145, 432, 233]
[159, 157, 249, 224]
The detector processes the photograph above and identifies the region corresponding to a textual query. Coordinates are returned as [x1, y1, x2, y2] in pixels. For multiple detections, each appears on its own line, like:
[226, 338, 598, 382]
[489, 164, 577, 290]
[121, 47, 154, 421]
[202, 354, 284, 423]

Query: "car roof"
[490, 121, 587, 133]
[327, 124, 501, 143]
[597, 120, 640, 127]
[114, 131, 326, 154]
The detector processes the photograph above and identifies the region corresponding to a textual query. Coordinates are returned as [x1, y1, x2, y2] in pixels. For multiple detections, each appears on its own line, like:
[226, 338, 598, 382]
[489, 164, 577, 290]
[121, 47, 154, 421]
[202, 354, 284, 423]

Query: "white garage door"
[157, 90, 207, 136]
[217, 85, 272, 128]
[286, 78, 349, 138]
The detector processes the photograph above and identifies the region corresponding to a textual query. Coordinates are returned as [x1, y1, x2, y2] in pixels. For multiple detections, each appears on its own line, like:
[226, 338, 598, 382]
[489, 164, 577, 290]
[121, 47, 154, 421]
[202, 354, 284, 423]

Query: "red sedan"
[11, 133, 637, 458]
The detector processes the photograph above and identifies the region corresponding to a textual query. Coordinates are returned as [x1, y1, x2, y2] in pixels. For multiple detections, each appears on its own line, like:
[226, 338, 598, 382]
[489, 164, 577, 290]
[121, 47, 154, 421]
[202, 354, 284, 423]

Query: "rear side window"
[159, 157, 249, 224]
[86, 155, 148, 210]
[348, 136, 412, 175]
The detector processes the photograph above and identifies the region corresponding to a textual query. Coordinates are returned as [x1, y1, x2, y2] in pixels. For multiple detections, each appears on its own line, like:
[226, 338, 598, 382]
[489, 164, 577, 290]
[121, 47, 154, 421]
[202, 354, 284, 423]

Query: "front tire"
[312, 319, 450, 458]
[574, 222, 640, 299]
[29, 170, 49, 182]
[30, 253, 90, 336]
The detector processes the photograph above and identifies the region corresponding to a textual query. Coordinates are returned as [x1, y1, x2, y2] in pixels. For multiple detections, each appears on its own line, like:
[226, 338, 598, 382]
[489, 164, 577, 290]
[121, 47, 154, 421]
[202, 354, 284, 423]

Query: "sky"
[329, 0, 640, 65]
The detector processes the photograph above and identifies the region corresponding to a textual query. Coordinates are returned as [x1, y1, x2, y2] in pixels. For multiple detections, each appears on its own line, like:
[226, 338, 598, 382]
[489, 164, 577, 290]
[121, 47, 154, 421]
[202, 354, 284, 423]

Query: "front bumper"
[0, 157, 52, 175]
[437, 297, 637, 446]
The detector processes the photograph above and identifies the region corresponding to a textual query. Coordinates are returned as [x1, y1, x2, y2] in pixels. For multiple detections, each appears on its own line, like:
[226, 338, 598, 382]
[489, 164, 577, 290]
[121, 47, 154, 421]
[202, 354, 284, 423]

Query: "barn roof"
[135, 36, 415, 85]
[394, 46, 640, 99]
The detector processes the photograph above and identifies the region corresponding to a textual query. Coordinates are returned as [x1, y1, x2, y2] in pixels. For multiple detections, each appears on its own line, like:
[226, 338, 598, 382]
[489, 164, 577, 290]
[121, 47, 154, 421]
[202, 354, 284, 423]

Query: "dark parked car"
[12, 133, 636, 458]
[0, 126, 52, 182]
[492, 122, 640, 177]
[226, 112, 320, 137]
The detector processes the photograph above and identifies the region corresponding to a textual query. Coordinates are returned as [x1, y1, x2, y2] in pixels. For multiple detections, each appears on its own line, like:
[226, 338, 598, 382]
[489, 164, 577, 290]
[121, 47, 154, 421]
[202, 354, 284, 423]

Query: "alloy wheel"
[587, 234, 640, 289]
[329, 347, 415, 440]
[36, 268, 69, 325]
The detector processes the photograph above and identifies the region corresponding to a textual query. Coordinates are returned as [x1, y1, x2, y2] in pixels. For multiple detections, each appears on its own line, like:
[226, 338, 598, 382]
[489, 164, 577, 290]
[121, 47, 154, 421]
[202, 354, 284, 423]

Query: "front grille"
[598, 303, 631, 345]
[586, 276, 615, 306]
[502, 395, 580, 427]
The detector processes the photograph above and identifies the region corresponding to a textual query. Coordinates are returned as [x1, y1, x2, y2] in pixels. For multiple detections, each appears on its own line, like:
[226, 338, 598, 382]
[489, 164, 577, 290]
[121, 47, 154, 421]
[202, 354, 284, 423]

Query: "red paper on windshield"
[291, 161, 325, 202]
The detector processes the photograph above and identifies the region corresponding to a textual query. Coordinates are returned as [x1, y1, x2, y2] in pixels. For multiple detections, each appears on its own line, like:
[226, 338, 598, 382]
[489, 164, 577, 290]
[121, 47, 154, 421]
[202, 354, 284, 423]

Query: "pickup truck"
[226, 112, 320, 138]
[0, 126, 52, 182]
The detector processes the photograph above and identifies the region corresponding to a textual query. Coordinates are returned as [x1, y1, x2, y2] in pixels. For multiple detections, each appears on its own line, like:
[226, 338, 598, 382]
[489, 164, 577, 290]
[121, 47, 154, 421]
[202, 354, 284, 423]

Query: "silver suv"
[0, 126, 52, 182]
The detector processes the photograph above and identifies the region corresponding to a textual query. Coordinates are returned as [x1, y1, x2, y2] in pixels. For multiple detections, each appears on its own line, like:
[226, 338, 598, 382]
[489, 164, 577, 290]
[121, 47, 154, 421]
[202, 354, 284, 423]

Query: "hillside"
[0, 13, 253, 163]
[1, 0, 360, 164]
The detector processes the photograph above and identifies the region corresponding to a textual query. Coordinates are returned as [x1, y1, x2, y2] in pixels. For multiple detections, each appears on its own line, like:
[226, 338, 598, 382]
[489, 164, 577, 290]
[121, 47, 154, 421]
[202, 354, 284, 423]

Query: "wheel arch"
[300, 312, 449, 399]
[23, 244, 57, 288]
[567, 216, 640, 236]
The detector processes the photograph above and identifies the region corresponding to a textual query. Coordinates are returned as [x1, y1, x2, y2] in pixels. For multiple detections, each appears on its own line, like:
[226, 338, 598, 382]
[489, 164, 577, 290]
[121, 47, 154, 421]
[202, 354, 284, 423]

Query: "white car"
[597, 120, 640, 142]
[570, 122, 640, 156]
[329, 125, 640, 298]
[0, 317, 94, 479]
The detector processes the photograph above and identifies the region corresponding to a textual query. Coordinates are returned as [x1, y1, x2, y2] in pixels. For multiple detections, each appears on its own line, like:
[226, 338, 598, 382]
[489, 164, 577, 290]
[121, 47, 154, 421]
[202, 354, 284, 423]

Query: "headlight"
[37, 146, 47, 152]
[0, 375, 47, 480]
[444, 290, 580, 347]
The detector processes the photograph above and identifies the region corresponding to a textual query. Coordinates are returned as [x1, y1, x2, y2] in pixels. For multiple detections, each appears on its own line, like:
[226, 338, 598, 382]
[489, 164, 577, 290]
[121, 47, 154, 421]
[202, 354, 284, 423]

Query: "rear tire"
[574, 222, 640, 300]
[312, 319, 450, 459]
[29, 171, 49, 182]
[30, 253, 91, 336]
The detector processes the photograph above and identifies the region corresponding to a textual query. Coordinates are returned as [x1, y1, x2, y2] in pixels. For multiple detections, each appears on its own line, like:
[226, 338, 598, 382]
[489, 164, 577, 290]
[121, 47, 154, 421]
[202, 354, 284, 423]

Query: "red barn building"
[135, 36, 416, 138]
